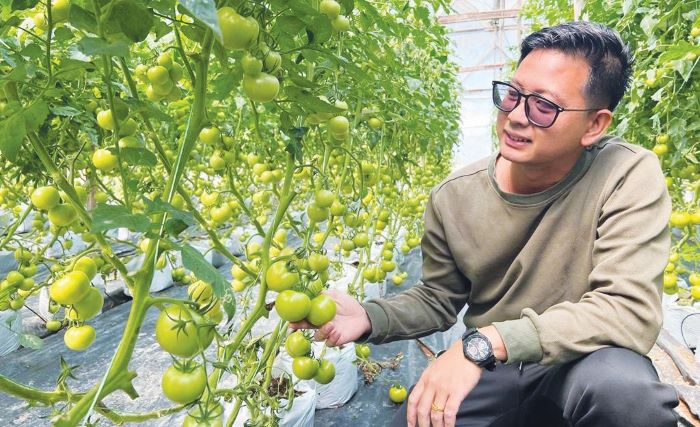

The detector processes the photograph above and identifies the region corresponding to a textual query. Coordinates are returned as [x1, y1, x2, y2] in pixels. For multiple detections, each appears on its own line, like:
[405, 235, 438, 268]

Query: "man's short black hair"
[519, 21, 633, 111]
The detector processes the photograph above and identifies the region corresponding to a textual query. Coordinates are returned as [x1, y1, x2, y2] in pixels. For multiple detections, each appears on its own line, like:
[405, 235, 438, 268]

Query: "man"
[292, 21, 680, 426]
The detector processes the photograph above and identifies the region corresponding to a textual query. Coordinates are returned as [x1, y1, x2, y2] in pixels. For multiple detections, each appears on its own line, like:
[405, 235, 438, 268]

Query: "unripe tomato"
[307, 202, 329, 223]
[147, 65, 171, 85]
[355, 343, 371, 358]
[353, 232, 369, 247]
[51, 0, 71, 22]
[285, 330, 311, 357]
[47, 203, 77, 227]
[320, 0, 341, 19]
[328, 116, 349, 134]
[33, 13, 47, 31]
[655, 134, 669, 145]
[266, 261, 300, 292]
[231, 279, 246, 292]
[331, 15, 350, 32]
[92, 149, 119, 172]
[46, 319, 63, 332]
[652, 144, 668, 156]
[156, 53, 173, 69]
[314, 359, 336, 384]
[392, 274, 404, 285]
[275, 290, 311, 322]
[389, 384, 407, 403]
[161, 363, 206, 403]
[209, 153, 226, 171]
[330, 200, 346, 216]
[64, 325, 96, 351]
[96, 109, 116, 131]
[67, 286, 103, 321]
[155, 306, 214, 358]
[315, 189, 335, 208]
[152, 79, 174, 96]
[292, 356, 319, 380]
[118, 117, 138, 137]
[242, 72, 279, 103]
[691, 286, 700, 300]
[217, 7, 259, 50]
[264, 51, 282, 74]
[188, 280, 214, 304]
[199, 126, 220, 145]
[307, 294, 336, 326]
[670, 212, 691, 228]
[308, 253, 330, 272]
[241, 52, 263, 75]
[689, 273, 700, 287]
[368, 117, 383, 129]
[10, 297, 24, 310]
[50, 271, 91, 305]
[31, 186, 61, 210]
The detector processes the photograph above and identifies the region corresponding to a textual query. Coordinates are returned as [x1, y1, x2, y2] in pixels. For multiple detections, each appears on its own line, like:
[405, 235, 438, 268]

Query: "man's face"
[495, 49, 597, 168]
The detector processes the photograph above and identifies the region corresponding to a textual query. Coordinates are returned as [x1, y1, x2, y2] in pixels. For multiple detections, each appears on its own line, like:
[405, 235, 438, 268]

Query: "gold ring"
[431, 403, 444, 412]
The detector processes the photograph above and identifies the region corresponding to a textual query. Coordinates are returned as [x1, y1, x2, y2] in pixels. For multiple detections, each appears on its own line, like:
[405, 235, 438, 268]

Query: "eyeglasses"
[492, 81, 602, 128]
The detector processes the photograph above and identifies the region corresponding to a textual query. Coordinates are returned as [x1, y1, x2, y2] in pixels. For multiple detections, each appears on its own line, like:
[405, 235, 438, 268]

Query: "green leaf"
[120, 146, 157, 167]
[211, 73, 239, 100]
[142, 196, 195, 226]
[50, 105, 82, 117]
[180, 244, 227, 298]
[19, 333, 43, 350]
[91, 203, 152, 233]
[308, 15, 332, 45]
[24, 101, 49, 130]
[284, 86, 342, 113]
[110, 0, 153, 42]
[20, 43, 42, 59]
[77, 37, 130, 57]
[69, 4, 98, 34]
[180, 0, 222, 41]
[53, 26, 75, 42]
[0, 114, 26, 162]
[276, 16, 306, 35]
[11, 0, 39, 10]
[222, 289, 236, 322]
[5, 63, 27, 82]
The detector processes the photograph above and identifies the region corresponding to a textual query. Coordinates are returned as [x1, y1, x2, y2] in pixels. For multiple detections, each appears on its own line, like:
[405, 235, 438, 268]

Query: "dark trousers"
[390, 347, 679, 427]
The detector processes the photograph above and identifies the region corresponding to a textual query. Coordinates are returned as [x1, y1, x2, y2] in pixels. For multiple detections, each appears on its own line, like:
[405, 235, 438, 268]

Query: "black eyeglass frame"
[491, 80, 603, 128]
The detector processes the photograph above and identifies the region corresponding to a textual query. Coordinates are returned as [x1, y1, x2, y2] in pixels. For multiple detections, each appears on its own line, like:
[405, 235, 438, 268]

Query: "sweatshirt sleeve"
[494, 150, 672, 364]
[358, 190, 470, 344]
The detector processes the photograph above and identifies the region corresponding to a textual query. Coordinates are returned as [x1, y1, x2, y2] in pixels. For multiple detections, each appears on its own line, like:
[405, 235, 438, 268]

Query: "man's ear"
[581, 109, 613, 147]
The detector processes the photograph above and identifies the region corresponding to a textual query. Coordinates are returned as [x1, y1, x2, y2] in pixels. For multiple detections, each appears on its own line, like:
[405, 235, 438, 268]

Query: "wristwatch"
[462, 327, 497, 371]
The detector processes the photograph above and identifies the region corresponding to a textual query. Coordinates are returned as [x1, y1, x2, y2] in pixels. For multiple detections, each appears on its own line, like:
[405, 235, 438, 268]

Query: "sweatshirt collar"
[487, 146, 595, 206]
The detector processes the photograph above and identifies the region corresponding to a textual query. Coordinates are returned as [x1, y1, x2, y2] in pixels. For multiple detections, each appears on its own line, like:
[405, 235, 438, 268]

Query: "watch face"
[466, 336, 491, 362]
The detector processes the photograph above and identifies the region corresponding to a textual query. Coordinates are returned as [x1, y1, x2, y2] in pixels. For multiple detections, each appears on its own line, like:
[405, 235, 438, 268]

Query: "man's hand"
[289, 289, 371, 346]
[407, 339, 482, 427]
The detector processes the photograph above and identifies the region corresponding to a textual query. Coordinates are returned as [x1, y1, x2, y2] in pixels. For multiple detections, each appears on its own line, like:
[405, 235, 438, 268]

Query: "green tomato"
[67, 287, 103, 321]
[389, 384, 407, 403]
[73, 256, 98, 280]
[92, 149, 119, 172]
[314, 359, 336, 384]
[31, 186, 61, 210]
[64, 325, 96, 351]
[308, 252, 330, 272]
[307, 294, 336, 326]
[147, 65, 171, 85]
[49, 271, 90, 305]
[242, 73, 280, 103]
[241, 52, 263, 75]
[266, 261, 300, 292]
[285, 330, 311, 357]
[96, 109, 116, 131]
[162, 363, 207, 404]
[155, 305, 215, 358]
[51, 0, 71, 22]
[275, 290, 311, 322]
[320, 0, 341, 19]
[217, 7, 259, 50]
[292, 356, 319, 380]
[307, 202, 330, 223]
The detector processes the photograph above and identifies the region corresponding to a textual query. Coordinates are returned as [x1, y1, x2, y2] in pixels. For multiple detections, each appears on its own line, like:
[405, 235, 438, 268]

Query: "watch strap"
[462, 327, 497, 371]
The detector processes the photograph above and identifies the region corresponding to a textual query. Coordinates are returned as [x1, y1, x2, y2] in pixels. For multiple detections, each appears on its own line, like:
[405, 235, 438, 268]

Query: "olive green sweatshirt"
[360, 136, 672, 365]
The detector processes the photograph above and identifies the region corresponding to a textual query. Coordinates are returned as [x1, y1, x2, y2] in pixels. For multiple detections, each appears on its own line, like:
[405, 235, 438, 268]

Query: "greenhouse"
[0, 0, 699, 426]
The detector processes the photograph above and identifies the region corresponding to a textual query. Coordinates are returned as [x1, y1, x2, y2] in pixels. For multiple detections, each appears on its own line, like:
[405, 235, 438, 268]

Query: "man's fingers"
[406, 382, 424, 427]
[313, 322, 335, 341]
[430, 392, 448, 427]
[288, 320, 315, 330]
[416, 388, 435, 427]
[443, 394, 462, 427]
